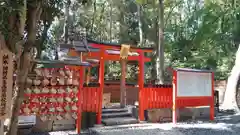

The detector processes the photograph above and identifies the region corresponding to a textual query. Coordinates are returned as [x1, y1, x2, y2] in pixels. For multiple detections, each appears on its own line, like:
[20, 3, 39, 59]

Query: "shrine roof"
[33, 60, 90, 66]
[58, 39, 154, 53]
[87, 39, 154, 51]
[58, 39, 152, 62]
[59, 42, 100, 52]
[33, 55, 91, 67]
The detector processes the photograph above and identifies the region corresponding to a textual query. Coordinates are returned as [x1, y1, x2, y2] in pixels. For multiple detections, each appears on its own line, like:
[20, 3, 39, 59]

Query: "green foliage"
[46, 0, 240, 80]
[2, 0, 238, 81]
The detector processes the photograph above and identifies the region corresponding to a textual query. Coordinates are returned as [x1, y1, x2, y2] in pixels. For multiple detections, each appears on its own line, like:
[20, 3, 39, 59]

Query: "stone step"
[102, 117, 139, 126]
[102, 112, 132, 119]
[102, 108, 129, 114]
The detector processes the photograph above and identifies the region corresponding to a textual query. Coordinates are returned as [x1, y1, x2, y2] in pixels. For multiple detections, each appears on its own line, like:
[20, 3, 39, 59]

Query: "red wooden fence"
[82, 87, 101, 113]
[139, 85, 173, 121]
[143, 87, 173, 109]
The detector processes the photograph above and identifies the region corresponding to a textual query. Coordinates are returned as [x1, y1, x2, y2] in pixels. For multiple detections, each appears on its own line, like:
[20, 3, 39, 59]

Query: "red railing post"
[77, 67, 84, 133]
[172, 70, 177, 124]
[138, 51, 145, 121]
[149, 88, 152, 109]
[210, 72, 215, 120]
[96, 87, 100, 113]
[97, 48, 105, 124]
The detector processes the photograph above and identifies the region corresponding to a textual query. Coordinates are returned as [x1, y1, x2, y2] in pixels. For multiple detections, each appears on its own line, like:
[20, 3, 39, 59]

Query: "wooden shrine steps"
[101, 108, 139, 126]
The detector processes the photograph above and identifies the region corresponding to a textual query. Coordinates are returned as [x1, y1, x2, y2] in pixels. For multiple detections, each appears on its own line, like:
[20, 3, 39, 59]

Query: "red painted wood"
[83, 87, 87, 111]
[86, 87, 90, 111]
[84, 52, 151, 62]
[172, 70, 177, 124]
[77, 67, 84, 134]
[81, 87, 101, 112]
[90, 88, 93, 111]
[146, 88, 150, 109]
[142, 87, 173, 110]
[97, 48, 105, 124]
[149, 88, 153, 109]
[23, 65, 215, 128]
[176, 97, 212, 107]
[96, 87, 100, 112]
[210, 72, 215, 120]
[153, 88, 156, 108]
[138, 51, 145, 121]
[90, 43, 153, 53]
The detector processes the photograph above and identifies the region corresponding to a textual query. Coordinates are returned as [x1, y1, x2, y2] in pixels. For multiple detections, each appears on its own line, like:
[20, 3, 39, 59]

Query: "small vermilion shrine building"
[64, 39, 154, 122]
[20, 37, 215, 134]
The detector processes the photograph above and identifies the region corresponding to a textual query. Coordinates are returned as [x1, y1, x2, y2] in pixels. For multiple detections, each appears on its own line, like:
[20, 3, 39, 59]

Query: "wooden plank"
[102, 93, 111, 108]
[52, 123, 75, 131]
[0, 49, 14, 119]
[6, 50, 14, 118]
[0, 50, 3, 119]
[0, 120, 4, 135]
[120, 59, 127, 108]
[53, 119, 75, 125]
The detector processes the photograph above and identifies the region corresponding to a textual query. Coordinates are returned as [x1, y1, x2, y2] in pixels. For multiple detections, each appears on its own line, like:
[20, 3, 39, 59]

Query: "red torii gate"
[68, 41, 153, 125]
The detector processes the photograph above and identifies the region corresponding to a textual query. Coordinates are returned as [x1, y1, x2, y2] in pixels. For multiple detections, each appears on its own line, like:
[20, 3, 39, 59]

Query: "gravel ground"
[27, 112, 240, 135]
[89, 122, 240, 135]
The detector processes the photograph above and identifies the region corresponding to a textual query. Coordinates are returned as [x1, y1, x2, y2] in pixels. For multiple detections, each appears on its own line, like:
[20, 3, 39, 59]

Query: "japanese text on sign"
[1, 55, 8, 116]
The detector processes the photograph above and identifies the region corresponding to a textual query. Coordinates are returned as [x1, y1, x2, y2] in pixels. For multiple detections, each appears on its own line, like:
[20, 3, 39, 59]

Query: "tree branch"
[164, 1, 182, 26]
[25, 1, 42, 50]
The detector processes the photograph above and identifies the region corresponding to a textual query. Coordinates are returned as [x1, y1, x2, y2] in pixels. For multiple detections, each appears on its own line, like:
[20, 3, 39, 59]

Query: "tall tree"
[137, 4, 143, 46]
[221, 0, 240, 111]
[221, 45, 240, 111]
[5, 1, 43, 135]
[156, 0, 165, 84]
[0, 0, 70, 134]
[63, 0, 71, 43]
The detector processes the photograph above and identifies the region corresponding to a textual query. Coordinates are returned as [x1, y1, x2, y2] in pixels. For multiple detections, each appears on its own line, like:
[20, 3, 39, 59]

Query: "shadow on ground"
[20, 110, 240, 135]
[89, 123, 240, 135]
[89, 111, 240, 135]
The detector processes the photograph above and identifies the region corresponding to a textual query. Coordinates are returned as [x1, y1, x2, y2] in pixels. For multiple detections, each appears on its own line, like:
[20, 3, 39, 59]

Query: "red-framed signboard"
[172, 68, 215, 124]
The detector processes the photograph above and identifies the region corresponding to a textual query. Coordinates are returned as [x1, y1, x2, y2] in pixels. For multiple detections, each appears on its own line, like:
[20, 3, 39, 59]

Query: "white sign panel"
[18, 115, 36, 126]
[177, 71, 212, 97]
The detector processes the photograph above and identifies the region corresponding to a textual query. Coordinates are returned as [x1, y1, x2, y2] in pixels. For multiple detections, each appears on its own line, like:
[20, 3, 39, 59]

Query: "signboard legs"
[172, 71, 177, 124]
[210, 72, 215, 120]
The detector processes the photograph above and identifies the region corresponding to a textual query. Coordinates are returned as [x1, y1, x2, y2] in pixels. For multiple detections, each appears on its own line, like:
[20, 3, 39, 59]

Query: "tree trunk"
[118, 0, 126, 43]
[32, 22, 51, 71]
[221, 45, 240, 112]
[55, 41, 59, 60]
[63, 0, 71, 43]
[109, 0, 113, 41]
[98, 2, 107, 41]
[91, 0, 97, 34]
[7, 50, 32, 135]
[137, 4, 143, 46]
[156, 0, 165, 84]
[36, 22, 51, 59]
[7, 2, 42, 135]
[220, 0, 240, 112]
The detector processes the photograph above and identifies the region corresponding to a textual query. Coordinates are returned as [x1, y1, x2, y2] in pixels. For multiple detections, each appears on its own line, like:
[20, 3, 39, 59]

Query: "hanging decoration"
[120, 44, 130, 59]
[20, 67, 80, 121]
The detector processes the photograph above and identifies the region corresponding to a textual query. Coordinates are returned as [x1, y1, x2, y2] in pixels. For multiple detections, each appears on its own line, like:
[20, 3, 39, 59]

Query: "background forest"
[40, 0, 239, 82]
